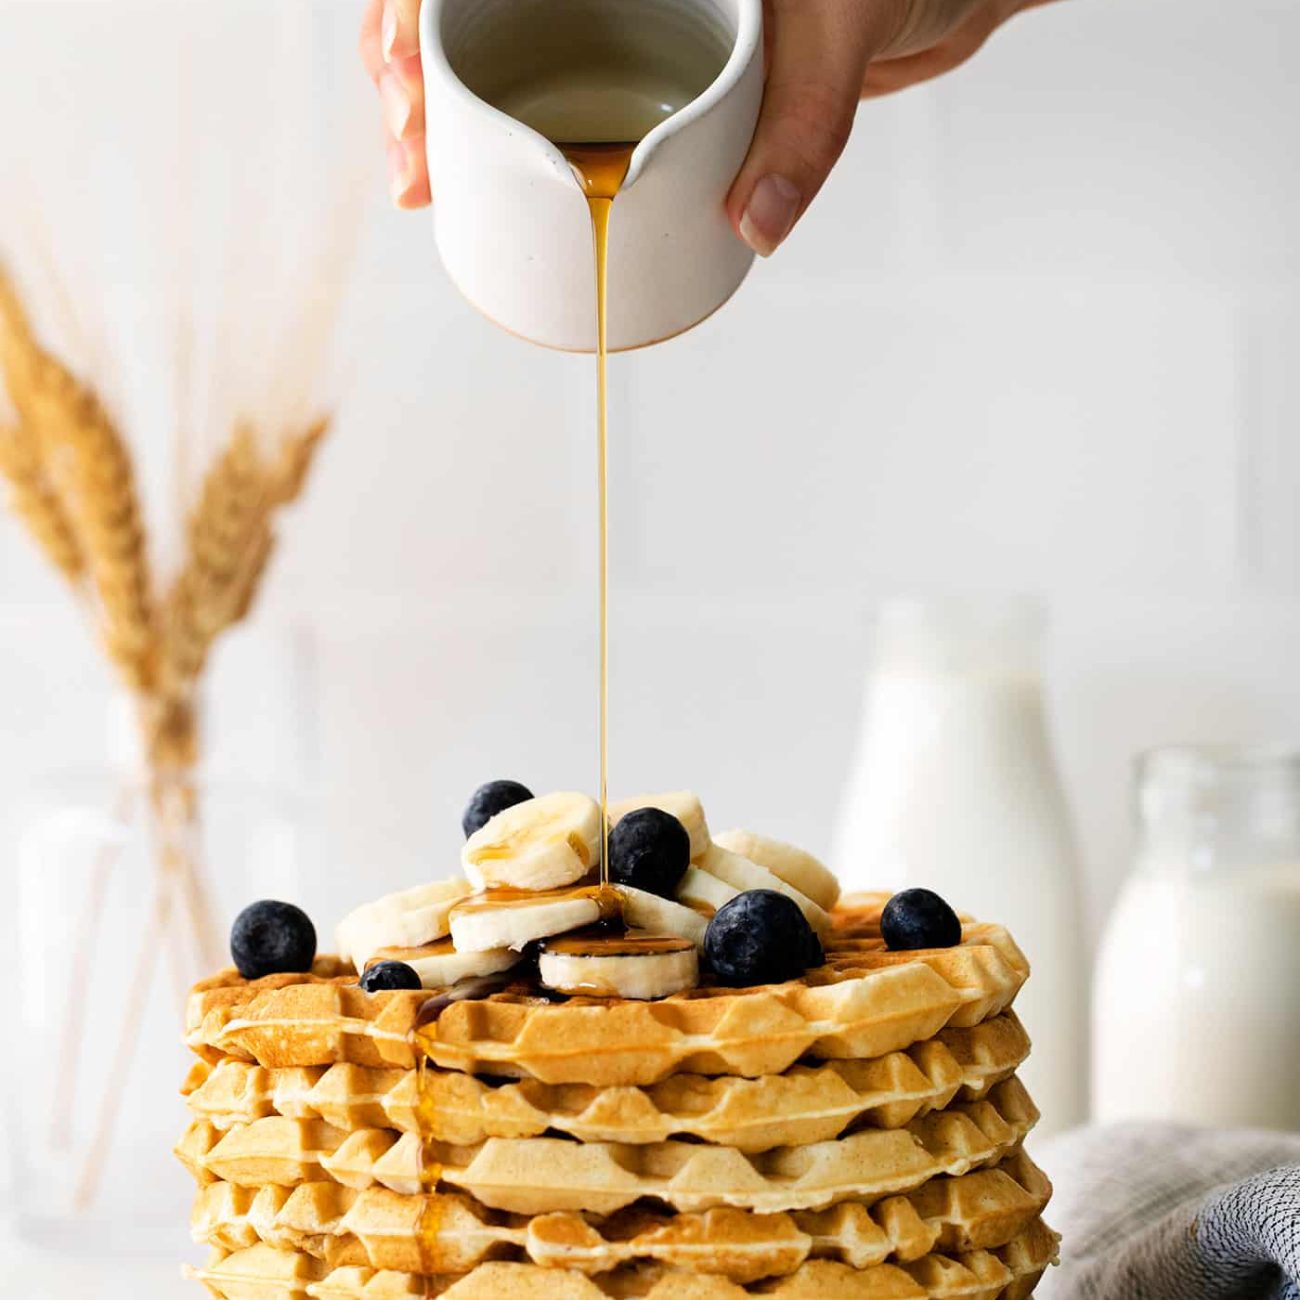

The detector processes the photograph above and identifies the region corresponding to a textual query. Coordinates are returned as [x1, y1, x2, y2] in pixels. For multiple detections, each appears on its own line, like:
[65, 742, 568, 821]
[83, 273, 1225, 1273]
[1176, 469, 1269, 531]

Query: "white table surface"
[0, 1227, 186, 1298]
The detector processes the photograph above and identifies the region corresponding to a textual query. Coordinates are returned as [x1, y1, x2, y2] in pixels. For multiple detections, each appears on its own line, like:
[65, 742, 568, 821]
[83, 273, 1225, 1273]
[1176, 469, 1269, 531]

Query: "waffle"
[180, 890, 1050, 1296]
[177, 1077, 1035, 1215]
[184, 1013, 1029, 1149]
[187, 901, 1028, 1086]
[191, 1146, 1050, 1279]
[183, 1217, 1058, 1298]
[183, 1063, 422, 1138]
[185, 960, 424, 1072]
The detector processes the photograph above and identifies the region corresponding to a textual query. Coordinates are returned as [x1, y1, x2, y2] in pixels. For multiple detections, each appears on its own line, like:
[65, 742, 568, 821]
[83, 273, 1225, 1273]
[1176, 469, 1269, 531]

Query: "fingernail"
[388, 139, 410, 203]
[379, 71, 411, 138]
[739, 174, 801, 257]
[381, 1, 398, 60]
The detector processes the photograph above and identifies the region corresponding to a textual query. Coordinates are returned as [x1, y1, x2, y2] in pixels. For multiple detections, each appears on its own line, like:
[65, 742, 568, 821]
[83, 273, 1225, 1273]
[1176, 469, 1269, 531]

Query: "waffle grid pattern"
[178, 1077, 1038, 1214]
[179, 895, 1056, 1297]
[184, 1218, 1059, 1299]
[184, 1013, 1030, 1148]
[190, 1147, 1051, 1277]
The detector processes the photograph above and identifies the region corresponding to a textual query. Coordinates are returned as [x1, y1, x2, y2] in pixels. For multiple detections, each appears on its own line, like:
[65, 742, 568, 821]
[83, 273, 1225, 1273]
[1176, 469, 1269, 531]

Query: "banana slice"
[676, 864, 740, 914]
[336, 879, 472, 971]
[608, 791, 711, 862]
[462, 792, 602, 892]
[697, 843, 833, 937]
[539, 930, 698, 999]
[367, 940, 519, 988]
[449, 887, 616, 953]
[713, 829, 841, 911]
[615, 885, 709, 949]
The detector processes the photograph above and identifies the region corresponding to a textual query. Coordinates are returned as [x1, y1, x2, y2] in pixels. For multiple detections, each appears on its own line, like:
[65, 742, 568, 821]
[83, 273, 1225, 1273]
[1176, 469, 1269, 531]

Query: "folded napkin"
[1036, 1124, 1300, 1299]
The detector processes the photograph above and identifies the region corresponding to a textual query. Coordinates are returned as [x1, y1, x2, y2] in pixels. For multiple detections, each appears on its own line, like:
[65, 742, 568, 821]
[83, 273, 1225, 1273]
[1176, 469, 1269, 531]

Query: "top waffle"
[187, 897, 1027, 1086]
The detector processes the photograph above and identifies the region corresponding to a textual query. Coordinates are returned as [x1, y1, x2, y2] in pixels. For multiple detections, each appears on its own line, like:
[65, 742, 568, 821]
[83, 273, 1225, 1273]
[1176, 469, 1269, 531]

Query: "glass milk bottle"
[1093, 747, 1300, 1129]
[831, 597, 1086, 1135]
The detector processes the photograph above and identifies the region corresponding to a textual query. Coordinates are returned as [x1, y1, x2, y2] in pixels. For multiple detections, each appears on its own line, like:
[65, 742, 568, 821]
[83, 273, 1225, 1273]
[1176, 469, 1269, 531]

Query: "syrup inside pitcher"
[447, 0, 734, 144]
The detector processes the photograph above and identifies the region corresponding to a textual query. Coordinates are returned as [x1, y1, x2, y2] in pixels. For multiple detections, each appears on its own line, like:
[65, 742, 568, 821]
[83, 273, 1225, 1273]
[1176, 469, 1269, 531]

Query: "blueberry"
[704, 889, 818, 986]
[230, 900, 316, 980]
[462, 780, 534, 838]
[609, 808, 691, 898]
[880, 888, 962, 951]
[802, 926, 825, 970]
[360, 960, 422, 993]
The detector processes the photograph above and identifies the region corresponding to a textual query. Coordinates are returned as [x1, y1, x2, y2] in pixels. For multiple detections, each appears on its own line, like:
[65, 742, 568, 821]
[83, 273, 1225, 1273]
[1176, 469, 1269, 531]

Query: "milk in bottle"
[1093, 746, 1300, 1129]
[832, 597, 1087, 1135]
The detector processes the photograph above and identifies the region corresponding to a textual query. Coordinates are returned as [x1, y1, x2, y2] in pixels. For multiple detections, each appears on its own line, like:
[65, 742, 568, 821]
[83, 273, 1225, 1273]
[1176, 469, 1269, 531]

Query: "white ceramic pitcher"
[419, 0, 763, 351]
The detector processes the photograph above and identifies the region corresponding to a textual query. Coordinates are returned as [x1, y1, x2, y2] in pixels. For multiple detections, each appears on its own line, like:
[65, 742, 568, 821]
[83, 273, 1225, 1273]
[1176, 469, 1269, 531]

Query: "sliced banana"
[615, 885, 709, 949]
[539, 930, 698, 999]
[713, 829, 841, 911]
[608, 791, 711, 862]
[336, 879, 472, 971]
[697, 843, 833, 937]
[449, 888, 611, 953]
[367, 941, 520, 989]
[462, 792, 602, 892]
[676, 864, 740, 914]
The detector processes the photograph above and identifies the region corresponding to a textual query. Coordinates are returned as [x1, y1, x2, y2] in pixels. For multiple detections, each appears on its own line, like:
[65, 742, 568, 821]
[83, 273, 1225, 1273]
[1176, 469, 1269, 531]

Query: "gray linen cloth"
[1035, 1124, 1300, 1299]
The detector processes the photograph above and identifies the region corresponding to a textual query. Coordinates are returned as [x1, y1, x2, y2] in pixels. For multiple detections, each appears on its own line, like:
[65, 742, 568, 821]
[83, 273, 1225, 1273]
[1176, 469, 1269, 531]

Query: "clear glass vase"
[6, 769, 314, 1258]
[0, 619, 319, 1258]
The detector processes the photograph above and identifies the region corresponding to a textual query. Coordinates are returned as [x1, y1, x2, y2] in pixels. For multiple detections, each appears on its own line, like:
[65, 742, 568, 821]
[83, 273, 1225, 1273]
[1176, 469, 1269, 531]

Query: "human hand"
[728, 0, 1057, 255]
[359, 0, 429, 209]
[360, 0, 1055, 243]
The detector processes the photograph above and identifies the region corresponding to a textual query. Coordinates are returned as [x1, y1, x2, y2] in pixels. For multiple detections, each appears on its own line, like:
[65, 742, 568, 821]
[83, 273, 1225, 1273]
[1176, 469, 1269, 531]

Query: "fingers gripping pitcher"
[418, 0, 763, 351]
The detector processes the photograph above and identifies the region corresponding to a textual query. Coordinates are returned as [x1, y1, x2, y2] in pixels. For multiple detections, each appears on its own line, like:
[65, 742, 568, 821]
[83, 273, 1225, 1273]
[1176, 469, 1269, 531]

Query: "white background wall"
[0, 0, 1297, 1284]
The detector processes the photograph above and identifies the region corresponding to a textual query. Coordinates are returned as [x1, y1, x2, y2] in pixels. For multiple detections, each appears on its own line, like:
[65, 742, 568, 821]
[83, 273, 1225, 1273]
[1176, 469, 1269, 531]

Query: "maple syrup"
[448, 881, 623, 923]
[543, 927, 695, 958]
[415, 1054, 445, 1272]
[450, 0, 731, 146]
[558, 140, 636, 889]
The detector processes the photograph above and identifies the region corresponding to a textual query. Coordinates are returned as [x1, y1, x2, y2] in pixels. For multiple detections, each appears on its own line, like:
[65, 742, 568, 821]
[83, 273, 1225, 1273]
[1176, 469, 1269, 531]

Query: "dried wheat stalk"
[268, 414, 329, 505]
[162, 417, 326, 669]
[0, 265, 155, 690]
[160, 422, 264, 691]
[1, 264, 334, 749]
[0, 254, 337, 1213]
[0, 266, 38, 410]
[47, 358, 156, 690]
[0, 420, 84, 584]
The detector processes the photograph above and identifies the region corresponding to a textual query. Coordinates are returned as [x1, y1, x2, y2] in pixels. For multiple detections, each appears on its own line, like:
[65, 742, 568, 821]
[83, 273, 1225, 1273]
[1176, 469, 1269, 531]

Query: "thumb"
[727, 0, 882, 256]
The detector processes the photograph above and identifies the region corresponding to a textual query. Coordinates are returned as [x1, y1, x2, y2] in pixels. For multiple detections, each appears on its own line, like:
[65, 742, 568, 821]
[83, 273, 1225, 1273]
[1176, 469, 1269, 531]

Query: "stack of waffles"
[177, 892, 1057, 1298]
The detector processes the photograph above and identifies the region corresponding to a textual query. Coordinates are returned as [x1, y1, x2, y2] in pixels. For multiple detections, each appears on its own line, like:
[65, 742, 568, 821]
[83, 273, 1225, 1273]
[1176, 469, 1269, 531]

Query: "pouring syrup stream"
[561, 141, 635, 887]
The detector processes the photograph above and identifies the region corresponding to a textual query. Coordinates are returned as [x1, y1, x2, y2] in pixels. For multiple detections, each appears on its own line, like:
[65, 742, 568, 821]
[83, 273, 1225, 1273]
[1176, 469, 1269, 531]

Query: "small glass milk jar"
[1092, 746, 1300, 1129]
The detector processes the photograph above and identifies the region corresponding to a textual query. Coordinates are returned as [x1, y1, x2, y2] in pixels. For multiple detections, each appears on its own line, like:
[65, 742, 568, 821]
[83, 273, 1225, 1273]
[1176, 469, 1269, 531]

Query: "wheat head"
[0, 421, 85, 584]
[33, 353, 156, 690]
[268, 414, 329, 505]
[0, 268, 155, 688]
[160, 422, 269, 694]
